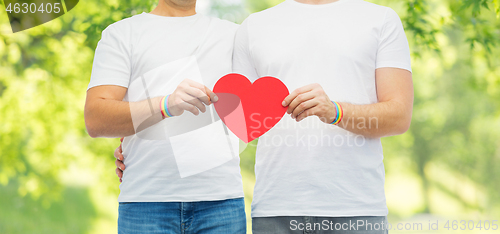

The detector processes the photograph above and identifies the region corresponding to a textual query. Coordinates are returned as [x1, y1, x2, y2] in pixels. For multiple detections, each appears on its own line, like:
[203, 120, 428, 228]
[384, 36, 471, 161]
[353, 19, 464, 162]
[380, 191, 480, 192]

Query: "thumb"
[204, 86, 218, 102]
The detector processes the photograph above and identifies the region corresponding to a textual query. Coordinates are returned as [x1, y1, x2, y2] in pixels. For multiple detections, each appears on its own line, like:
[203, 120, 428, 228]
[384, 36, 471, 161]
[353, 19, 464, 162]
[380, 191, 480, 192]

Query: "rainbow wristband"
[160, 96, 168, 118]
[160, 95, 173, 118]
[330, 101, 343, 125]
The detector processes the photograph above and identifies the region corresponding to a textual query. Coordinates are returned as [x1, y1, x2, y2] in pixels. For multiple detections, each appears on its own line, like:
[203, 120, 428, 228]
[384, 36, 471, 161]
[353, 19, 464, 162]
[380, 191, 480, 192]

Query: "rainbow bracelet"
[160, 95, 173, 118]
[331, 101, 343, 125]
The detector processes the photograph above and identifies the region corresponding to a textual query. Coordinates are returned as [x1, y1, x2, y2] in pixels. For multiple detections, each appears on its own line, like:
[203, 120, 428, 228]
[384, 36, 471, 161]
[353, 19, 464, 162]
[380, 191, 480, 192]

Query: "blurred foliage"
[0, 181, 97, 234]
[0, 0, 499, 233]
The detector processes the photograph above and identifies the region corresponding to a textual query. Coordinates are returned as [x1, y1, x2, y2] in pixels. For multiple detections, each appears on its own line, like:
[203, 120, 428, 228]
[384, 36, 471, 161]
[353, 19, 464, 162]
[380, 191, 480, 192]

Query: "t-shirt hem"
[250, 209, 389, 218]
[376, 62, 412, 73]
[87, 79, 129, 91]
[117, 192, 244, 203]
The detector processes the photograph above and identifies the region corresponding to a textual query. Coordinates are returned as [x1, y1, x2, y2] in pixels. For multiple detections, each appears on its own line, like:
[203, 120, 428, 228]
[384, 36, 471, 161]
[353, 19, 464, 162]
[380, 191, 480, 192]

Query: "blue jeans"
[118, 198, 246, 234]
[252, 216, 388, 234]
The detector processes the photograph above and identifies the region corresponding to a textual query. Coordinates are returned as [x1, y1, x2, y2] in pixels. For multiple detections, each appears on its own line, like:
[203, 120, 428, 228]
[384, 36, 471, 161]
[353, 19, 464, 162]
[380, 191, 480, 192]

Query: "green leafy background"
[0, 0, 499, 233]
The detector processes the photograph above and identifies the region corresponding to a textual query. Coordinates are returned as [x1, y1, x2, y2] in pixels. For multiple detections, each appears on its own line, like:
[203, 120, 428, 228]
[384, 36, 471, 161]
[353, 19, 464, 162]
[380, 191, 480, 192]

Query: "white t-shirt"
[233, 0, 411, 217]
[88, 13, 244, 202]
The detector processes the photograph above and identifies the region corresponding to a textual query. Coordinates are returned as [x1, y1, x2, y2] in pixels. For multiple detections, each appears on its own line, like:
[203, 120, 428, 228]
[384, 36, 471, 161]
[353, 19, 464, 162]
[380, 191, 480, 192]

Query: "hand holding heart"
[168, 79, 218, 116]
[282, 83, 337, 123]
[167, 78, 336, 144]
[213, 74, 289, 143]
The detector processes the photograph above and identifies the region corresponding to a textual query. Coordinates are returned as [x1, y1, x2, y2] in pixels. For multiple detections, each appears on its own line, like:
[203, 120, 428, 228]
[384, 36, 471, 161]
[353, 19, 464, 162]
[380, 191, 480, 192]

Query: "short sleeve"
[376, 8, 412, 73]
[87, 24, 131, 90]
[232, 17, 260, 81]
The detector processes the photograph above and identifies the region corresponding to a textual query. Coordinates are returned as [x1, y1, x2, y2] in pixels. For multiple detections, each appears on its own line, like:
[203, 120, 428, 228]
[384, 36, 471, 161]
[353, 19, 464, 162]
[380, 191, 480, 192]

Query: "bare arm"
[283, 67, 413, 138]
[84, 80, 217, 138]
[337, 68, 413, 137]
[84, 85, 163, 138]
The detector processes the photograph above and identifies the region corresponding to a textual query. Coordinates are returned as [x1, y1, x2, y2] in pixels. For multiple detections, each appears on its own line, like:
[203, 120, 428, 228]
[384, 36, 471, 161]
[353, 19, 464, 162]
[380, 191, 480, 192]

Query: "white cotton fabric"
[88, 13, 243, 202]
[233, 0, 411, 217]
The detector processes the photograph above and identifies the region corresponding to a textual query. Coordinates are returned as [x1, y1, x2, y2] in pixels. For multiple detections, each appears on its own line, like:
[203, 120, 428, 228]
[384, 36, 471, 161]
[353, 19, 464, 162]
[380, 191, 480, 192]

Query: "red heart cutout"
[213, 73, 289, 143]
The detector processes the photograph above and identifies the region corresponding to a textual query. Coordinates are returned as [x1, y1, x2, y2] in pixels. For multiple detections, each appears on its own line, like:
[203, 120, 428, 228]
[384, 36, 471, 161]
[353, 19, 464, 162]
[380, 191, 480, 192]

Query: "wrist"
[153, 97, 163, 113]
[327, 101, 338, 123]
[160, 95, 174, 118]
[330, 101, 343, 125]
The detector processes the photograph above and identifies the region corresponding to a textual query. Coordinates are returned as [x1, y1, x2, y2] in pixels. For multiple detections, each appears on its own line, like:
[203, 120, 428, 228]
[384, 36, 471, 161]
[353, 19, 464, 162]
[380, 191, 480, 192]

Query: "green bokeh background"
[0, 0, 499, 233]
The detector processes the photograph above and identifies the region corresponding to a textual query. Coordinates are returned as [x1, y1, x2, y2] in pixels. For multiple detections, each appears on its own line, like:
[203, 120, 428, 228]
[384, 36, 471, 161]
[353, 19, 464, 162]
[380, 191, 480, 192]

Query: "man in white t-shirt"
[115, 0, 413, 233]
[84, 0, 246, 233]
[232, 0, 413, 233]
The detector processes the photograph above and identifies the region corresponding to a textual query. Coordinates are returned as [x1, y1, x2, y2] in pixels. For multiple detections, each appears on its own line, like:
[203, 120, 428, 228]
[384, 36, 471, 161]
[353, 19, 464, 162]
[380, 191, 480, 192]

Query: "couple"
[84, 0, 413, 233]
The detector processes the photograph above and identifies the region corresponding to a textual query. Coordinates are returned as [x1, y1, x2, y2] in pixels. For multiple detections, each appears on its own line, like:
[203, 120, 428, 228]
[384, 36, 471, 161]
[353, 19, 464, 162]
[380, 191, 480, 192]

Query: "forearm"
[85, 96, 163, 138]
[335, 100, 412, 138]
[284, 69, 413, 138]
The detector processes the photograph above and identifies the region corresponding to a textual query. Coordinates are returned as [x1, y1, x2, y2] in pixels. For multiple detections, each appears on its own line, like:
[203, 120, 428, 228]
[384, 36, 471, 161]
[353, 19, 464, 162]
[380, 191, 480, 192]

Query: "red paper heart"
[213, 73, 289, 143]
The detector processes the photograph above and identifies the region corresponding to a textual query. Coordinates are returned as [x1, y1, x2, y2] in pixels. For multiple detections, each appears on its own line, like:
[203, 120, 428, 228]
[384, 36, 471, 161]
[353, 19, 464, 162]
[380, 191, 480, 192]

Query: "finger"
[186, 80, 211, 105]
[115, 159, 126, 171]
[287, 92, 315, 114]
[282, 91, 300, 107]
[181, 93, 206, 113]
[120, 137, 124, 142]
[114, 145, 124, 161]
[282, 85, 314, 107]
[116, 168, 123, 180]
[296, 108, 315, 122]
[186, 86, 211, 106]
[178, 101, 200, 116]
[204, 86, 211, 103]
[204, 86, 218, 103]
[292, 99, 318, 119]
